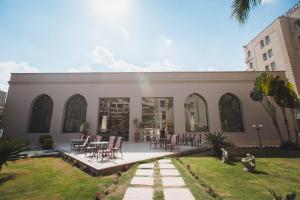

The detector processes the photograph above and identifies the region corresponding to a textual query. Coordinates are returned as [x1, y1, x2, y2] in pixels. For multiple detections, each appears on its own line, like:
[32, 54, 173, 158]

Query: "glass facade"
[142, 97, 174, 137]
[184, 93, 208, 132]
[219, 93, 244, 132]
[63, 94, 87, 133]
[29, 95, 53, 133]
[98, 98, 130, 141]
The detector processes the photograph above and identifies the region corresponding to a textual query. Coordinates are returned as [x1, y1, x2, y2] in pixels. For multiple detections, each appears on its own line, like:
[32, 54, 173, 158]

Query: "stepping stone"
[131, 177, 154, 186]
[163, 188, 195, 200]
[158, 159, 172, 164]
[135, 169, 154, 176]
[123, 187, 153, 200]
[161, 177, 186, 187]
[160, 169, 180, 176]
[159, 163, 176, 169]
[138, 163, 155, 169]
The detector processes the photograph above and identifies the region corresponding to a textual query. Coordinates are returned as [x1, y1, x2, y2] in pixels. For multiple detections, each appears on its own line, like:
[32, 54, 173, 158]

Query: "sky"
[0, 0, 298, 91]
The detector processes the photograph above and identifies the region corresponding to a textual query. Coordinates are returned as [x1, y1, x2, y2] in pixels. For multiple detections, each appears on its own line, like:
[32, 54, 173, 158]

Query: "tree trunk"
[259, 101, 284, 143]
[291, 108, 299, 146]
[281, 107, 292, 142]
[273, 119, 284, 143]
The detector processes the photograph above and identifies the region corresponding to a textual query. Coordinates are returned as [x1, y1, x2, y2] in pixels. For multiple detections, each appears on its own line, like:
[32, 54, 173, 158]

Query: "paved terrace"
[55, 142, 201, 175]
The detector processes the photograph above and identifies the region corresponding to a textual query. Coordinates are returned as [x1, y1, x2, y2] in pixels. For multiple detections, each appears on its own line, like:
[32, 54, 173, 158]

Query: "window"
[249, 62, 253, 69]
[294, 19, 300, 30]
[265, 36, 270, 45]
[219, 93, 244, 132]
[247, 50, 251, 57]
[63, 94, 87, 133]
[265, 65, 270, 71]
[268, 49, 273, 57]
[260, 40, 265, 48]
[184, 93, 209, 132]
[271, 62, 276, 71]
[142, 97, 174, 135]
[263, 53, 267, 61]
[29, 94, 53, 133]
[98, 98, 130, 140]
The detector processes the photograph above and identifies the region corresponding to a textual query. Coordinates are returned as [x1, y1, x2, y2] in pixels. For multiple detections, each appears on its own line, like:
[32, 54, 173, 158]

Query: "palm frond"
[231, 0, 262, 23]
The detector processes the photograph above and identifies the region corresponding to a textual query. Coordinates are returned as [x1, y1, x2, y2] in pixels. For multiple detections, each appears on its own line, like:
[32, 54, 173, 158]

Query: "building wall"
[3, 72, 295, 146]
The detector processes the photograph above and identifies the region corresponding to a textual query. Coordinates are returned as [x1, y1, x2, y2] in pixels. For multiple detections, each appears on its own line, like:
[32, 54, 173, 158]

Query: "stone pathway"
[123, 159, 195, 200]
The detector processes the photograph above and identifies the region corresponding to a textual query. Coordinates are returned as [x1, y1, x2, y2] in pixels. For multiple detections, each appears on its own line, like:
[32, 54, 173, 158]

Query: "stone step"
[160, 169, 180, 176]
[158, 159, 172, 164]
[138, 163, 155, 169]
[163, 188, 195, 200]
[161, 177, 186, 187]
[135, 169, 154, 176]
[158, 163, 176, 169]
[131, 176, 154, 186]
[123, 187, 153, 200]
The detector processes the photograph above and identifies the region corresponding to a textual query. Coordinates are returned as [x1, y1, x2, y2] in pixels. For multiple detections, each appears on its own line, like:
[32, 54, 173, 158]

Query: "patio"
[55, 142, 202, 175]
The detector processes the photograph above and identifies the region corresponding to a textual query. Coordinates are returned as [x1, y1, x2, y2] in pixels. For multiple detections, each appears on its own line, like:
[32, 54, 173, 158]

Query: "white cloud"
[92, 46, 181, 72]
[68, 65, 93, 72]
[0, 61, 39, 91]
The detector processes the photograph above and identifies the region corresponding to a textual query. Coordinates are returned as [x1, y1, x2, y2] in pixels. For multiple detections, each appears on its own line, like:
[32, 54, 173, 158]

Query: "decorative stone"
[159, 163, 176, 169]
[163, 188, 195, 200]
[160, 169, 180, 176]
[158, 159, 172, 164]
[241, 154, 256, 172]
[138, 163, 155, 169]
[161, 177, 186, 187]
[221, 148, 229, 163]
[123, 187, 153, 200]
[135, 169, 154, 176]
[130, 177, 154, 186]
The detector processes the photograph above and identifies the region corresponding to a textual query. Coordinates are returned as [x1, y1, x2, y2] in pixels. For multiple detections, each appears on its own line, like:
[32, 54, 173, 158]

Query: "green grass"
[179, 148, 300, 200]
[0, 157, 135, 200]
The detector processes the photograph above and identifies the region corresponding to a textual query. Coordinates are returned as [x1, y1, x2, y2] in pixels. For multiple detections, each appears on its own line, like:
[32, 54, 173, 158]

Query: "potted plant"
[205, 131, 227, 157]
[133, 118, 143, 142]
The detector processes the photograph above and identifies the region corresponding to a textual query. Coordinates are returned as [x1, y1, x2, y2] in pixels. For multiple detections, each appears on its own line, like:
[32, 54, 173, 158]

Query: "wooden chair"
[113, 137, 123, 157]
[98, 136, 116, 160]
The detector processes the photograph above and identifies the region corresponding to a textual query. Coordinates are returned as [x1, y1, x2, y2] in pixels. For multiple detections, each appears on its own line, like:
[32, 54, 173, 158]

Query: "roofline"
[244, 16, 285, 47]
[10, 70, 286, 75]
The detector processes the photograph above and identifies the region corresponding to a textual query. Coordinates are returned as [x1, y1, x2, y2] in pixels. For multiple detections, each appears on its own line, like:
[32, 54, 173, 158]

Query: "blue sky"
[0, 0, 297, 91]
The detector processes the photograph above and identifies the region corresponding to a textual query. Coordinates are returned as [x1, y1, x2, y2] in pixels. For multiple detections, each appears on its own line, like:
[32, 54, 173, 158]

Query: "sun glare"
[88, 0, 133, 22]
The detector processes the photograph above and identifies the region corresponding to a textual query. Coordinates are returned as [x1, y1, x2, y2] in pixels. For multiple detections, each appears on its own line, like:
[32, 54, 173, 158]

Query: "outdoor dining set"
[70, 135, 123, 161]
[149, 132, 204, 151]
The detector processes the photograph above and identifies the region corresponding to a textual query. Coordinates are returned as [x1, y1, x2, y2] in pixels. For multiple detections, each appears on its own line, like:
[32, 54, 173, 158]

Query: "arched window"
[63, 94, 87, 133]
[184, 93, 209, 132]
[29, 94, 53, 133]
[219, 93, 244, 132]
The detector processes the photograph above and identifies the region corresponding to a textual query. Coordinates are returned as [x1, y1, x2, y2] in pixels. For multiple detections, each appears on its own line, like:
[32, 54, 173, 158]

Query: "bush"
[205, 131, 227, 157]
[39, 135, 53, 150]
[0, 137, 27, 171]
[280, 141, 299, 150]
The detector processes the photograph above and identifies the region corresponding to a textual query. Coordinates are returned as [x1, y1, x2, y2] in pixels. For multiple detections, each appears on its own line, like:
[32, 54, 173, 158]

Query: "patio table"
[89, 141, 109, 158]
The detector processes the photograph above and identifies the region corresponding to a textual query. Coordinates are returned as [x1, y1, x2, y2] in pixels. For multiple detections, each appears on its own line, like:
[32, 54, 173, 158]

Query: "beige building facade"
[244, 5, 300, 95]
[2, 71, 295, 146]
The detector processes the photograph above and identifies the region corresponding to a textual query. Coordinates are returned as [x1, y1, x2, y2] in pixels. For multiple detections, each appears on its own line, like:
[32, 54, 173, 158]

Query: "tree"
[250, 73, 299, 144]
[231, 0, 262, 23]
[0, 138, 27, 171]
[250, 73, 284, 143]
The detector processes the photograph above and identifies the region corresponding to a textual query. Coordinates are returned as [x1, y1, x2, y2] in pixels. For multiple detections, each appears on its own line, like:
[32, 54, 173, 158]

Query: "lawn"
[179, 148, 300, 200]
[0, 157, 136, 200]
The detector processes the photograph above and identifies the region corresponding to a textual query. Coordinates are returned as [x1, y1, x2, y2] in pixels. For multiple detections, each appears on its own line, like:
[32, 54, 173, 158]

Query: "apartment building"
[244, 3, 300, 95]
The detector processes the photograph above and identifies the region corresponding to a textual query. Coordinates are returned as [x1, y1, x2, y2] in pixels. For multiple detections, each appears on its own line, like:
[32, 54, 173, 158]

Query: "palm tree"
[231, 0, 262, 23]
[250, 73, 284, 142]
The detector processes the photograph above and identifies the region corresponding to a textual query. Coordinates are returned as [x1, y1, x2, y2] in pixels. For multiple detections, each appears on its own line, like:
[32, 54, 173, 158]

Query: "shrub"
[39, 134, 53, 150]
[0, 137, 27, 171]
[280, 141, 299, 151]
[205, 131, 227, 157]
